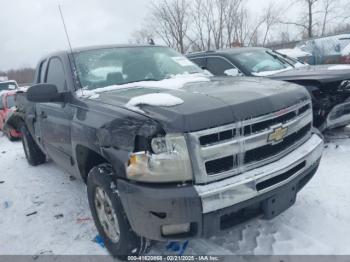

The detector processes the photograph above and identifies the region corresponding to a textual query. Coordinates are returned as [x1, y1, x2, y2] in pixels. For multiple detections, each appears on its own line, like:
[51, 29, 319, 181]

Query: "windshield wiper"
[267, 51, 295, 68]
[125, 78, 160, 84]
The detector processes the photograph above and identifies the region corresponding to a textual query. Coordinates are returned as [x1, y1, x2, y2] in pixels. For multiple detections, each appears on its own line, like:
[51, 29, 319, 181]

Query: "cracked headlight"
[127, 134, 193, 183]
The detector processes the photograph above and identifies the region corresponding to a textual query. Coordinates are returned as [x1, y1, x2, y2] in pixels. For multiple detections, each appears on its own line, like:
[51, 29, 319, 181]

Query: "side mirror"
[27, 84, 65, 103]
[224, 68, 241, 77]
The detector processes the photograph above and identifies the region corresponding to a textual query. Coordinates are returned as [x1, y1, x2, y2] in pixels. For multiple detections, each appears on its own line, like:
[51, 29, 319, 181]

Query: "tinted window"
[190, 57, 206, 69]
[206, 57, 235, 76]
[46, 58, 66, 92]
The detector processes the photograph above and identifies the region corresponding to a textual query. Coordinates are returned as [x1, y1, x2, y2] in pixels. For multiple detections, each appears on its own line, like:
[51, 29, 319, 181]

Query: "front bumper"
[118, 134, 323, 241]
[326, 101, 350, 129]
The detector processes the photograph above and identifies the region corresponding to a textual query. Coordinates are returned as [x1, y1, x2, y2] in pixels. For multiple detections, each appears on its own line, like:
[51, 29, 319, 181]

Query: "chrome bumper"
[195, 134, 324, 213]
[326, 101, 350, 129]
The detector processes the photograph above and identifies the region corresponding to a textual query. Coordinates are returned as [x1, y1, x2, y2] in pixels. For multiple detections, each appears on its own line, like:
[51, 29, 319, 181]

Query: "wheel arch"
[75, 144, 129, 183]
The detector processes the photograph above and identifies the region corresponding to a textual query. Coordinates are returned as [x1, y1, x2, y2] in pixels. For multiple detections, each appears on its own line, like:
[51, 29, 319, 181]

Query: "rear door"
[37, 56, 75, 170]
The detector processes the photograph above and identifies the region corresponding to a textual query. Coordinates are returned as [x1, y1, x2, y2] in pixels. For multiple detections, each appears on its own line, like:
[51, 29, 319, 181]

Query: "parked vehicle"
[187, 47, 350, 129]
[276, 48, 312, 64]
[341, 43, 350, 64]
[0, 91, 21, 140]
[294, 34, 350, 65]
[0, 80, 19, 93]
[10, 45, 323, 258]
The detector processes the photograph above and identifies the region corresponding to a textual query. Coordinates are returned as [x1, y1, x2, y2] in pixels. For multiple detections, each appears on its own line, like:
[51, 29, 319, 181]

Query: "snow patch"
[75, 73, 210, 99]
[277, 48, 312, 58]
[252, 68, 292, 76]
[328, 65, 350, 70]
[125, 93, 184, 113]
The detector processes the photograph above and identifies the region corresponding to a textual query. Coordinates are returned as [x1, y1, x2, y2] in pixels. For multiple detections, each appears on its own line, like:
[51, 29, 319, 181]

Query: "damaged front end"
[313, 80, 350, 130]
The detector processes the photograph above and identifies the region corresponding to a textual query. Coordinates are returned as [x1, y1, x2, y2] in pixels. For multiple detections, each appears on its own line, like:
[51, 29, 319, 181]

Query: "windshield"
[6, 95, 15, 108]
[230, 50, 293, 75]
[0, 82, 17, 91]
[74, 46, 203, 90]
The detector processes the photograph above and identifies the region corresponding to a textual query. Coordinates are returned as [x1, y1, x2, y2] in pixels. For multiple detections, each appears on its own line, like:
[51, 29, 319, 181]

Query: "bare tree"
[320, 0, 339, 35]
[281, 0, 320, 38]
[190, 0, 212, 50]
[261, 3, 281, 46]
[149, 0, 191, 53]
[235, 5, 254, 46]
[224, 0, 243, 47]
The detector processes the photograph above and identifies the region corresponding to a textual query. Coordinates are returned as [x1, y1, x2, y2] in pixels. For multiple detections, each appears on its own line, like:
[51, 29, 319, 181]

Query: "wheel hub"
[94, 186, 120, 243]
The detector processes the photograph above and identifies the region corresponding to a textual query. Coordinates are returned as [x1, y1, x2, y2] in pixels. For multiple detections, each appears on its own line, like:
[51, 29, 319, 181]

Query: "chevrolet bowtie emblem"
[268, 126, 288, 143]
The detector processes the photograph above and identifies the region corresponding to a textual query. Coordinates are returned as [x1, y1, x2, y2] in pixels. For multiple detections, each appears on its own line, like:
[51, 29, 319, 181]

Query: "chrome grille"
[187, 100, 313, 184]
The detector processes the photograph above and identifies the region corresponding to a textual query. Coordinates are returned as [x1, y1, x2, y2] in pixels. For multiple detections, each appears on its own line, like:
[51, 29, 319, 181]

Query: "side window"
[46, 58, 66, 92]
[190, 57, 206, 69]
[38, 60, 48, 83]
[206, 57, 235, 76]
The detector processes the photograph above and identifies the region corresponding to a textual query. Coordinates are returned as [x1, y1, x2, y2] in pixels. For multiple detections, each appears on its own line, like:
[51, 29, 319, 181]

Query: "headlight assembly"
[127, 134, 193, 183]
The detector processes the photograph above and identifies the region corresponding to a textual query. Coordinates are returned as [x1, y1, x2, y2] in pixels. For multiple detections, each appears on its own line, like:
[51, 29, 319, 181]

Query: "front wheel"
[87, 164, 150, 259]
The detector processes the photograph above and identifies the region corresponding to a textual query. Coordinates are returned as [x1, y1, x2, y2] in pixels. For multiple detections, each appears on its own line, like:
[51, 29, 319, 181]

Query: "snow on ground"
[1, 129, 350, 257]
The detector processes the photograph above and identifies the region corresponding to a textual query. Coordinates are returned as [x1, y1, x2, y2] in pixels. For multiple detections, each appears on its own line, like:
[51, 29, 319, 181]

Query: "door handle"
[40, 111, 47, 119]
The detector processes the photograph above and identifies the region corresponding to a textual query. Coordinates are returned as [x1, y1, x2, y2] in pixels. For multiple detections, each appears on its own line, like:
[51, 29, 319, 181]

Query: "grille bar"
[187, 101, 313, 184]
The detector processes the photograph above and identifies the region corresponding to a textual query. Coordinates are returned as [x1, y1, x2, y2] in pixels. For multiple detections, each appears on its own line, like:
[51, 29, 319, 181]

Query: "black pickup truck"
[11, 45, 323, 257]
[187, 47, 350, 130]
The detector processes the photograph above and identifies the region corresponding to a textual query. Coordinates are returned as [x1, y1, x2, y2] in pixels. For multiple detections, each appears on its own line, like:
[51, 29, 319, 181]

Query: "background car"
[294, 34, 350, 65]
[0, 91, 21, 140]
[276, 48, 313, 64]
[187, 47, 350, 130]
[0, 80, 19, 93]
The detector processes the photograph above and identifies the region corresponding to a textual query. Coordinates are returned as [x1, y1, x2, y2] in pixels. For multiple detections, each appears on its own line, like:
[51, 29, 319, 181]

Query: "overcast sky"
[0, 0, 289, 71]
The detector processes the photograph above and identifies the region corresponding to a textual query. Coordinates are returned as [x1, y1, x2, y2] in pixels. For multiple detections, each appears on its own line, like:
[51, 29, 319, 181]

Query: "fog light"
[161, 223, 191, 236]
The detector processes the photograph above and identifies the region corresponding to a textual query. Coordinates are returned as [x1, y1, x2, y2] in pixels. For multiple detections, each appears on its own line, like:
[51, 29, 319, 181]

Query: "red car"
[0, 91, 21, 140]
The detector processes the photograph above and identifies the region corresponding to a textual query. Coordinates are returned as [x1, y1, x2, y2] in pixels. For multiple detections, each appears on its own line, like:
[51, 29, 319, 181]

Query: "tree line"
[0, 68, 35, 85]
[130, 0, 350, 53]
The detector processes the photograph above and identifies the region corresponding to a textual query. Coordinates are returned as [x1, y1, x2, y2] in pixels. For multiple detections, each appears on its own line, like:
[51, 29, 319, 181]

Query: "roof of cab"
[43, 44, 165, 57]
[187, 47, 268, 57]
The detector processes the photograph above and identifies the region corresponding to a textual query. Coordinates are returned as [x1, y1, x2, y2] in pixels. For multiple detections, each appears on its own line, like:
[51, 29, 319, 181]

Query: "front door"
[38, 57, 74, 172]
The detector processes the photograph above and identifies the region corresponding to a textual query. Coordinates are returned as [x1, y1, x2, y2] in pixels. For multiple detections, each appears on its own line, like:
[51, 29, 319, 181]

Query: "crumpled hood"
[268, 64, 350, 83]
[96, 77, 310, 132]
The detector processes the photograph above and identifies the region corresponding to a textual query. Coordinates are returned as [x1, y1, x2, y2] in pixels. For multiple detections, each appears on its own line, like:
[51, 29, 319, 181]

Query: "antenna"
[58, 5, 83, 94]
[58, 5, 74, 54]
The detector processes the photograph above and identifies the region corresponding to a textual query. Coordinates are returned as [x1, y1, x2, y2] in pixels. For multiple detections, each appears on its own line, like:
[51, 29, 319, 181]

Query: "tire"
[87, 164, 150, 259]
[20, 125, 46, 166]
